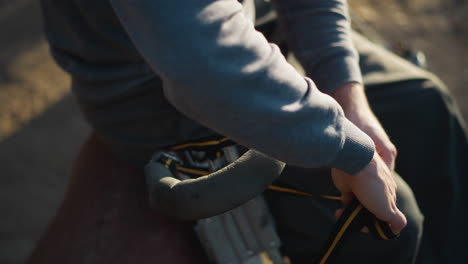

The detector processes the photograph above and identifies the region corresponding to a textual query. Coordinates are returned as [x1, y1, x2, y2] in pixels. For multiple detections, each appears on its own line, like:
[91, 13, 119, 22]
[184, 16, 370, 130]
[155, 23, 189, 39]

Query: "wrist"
[328, 118, 375, 175]
[331, 82, 369, 115]
[353, 152, 378, 176]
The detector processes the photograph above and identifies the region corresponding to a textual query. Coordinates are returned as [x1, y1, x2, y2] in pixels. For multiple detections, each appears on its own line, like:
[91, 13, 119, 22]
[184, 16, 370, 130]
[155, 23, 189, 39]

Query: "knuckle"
[402, 215, 408, 227]
[390, 144, 398, 156]
[381, 209, 398, 222]
[389, 216, 401, 227]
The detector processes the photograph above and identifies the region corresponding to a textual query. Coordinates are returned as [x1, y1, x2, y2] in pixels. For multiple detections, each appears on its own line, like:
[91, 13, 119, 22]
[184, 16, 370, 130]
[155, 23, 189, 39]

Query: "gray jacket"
[40, 0, 374, 174]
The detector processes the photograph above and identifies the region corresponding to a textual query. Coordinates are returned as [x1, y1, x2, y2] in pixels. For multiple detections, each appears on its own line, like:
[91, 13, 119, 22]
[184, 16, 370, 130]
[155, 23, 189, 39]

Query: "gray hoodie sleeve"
[109, 0, 374, 174]
[272, 0, 363, 94]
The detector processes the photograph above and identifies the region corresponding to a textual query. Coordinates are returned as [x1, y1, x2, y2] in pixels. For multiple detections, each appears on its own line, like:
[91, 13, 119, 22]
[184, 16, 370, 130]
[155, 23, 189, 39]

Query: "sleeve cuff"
[328, 118, 375, 174]
[307, 54, 363, 94]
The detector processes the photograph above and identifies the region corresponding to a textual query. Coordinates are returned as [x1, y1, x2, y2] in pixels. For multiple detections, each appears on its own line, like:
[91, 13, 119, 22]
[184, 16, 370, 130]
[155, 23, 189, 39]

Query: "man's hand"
[331, 153, 407, 235]
[331, 82, 404, 234]
[331, 83, 397, 171]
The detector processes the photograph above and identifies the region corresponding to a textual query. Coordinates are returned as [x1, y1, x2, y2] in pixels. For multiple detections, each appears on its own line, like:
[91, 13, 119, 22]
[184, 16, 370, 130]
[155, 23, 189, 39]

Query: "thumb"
[334, 208, 345, 219]
[376, 142, 397, 171]
[388, 208, 407, 235]
[341, 191, 354, 206]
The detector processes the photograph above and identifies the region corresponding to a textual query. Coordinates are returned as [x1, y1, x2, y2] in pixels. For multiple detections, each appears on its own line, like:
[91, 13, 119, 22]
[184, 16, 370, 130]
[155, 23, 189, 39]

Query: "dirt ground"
[0, 2, 89, 263]
[351, 0, 468, 117]
[0, 1, 466, 264]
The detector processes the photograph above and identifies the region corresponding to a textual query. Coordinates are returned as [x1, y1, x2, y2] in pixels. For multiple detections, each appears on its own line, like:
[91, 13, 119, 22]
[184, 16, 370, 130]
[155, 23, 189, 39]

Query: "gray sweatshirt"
[40, 0, 374, 174]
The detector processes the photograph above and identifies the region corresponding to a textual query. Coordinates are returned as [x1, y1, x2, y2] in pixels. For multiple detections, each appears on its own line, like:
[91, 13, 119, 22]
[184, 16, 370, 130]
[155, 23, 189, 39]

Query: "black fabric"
[355, 32, 468, 264]
[312, 199, 398, 264]
[366, 79, 468, 264]
[263, 32, 468, 263]
[265, 169, 423, 264]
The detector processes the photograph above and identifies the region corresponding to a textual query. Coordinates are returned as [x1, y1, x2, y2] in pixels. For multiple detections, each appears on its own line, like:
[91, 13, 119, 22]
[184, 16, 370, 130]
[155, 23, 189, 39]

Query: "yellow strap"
[172, 169, 341, 201]
[319, 204, 363, 264]
[373, 218, 390, 240]
[267, 185, 342, 201]
[170, 137, 231, 150]
[174, 166, 209, 176]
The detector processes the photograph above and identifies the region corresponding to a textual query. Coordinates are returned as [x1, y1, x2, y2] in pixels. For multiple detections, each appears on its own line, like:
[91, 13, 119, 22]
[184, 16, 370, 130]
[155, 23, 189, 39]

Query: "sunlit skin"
[330, 82, 406, 235]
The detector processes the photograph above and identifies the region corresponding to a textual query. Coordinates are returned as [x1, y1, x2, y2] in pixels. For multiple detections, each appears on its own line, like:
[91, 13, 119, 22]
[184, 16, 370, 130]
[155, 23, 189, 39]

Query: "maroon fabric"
[27, 134, 207, 264]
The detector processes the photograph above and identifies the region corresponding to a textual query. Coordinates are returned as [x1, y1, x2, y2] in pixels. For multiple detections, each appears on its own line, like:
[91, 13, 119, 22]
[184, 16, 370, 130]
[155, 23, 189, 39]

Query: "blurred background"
[0, 0, 466, 263]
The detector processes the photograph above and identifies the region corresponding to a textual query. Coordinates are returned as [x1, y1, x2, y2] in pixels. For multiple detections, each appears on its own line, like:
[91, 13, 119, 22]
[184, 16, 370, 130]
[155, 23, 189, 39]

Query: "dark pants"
[265, 33, 468, 263]
[357, 33, 468, 264]
[265, 169, 423, 264]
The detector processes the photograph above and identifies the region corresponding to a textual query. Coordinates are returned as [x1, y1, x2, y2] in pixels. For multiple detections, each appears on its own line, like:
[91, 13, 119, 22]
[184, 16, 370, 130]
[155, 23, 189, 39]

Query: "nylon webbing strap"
[164, 136, 398, 264]
[168, 135, 235, 152]
[313, 199, 398, 264]
[265, 185, 398, 263]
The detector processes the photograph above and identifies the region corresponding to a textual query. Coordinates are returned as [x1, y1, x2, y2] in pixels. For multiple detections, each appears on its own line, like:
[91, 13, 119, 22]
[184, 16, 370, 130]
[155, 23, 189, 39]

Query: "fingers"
[332, 155, 406, 235]
[374, 199, 406, 235]
[341, 191, 354, 206]
[334, 208, 344, 219]
[376, 141, 398, 171]
[387, 208, 407, 235]
[352, 153, 405, 235]
[360, 226, 370, 233]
